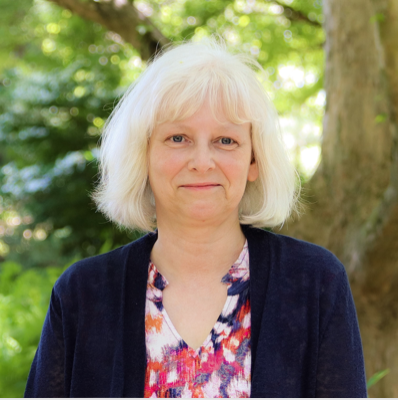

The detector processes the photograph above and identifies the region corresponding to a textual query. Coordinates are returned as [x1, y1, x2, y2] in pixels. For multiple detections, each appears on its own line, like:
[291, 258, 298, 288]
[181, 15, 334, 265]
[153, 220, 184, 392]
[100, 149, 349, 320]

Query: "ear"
[247, 157, 259, 182]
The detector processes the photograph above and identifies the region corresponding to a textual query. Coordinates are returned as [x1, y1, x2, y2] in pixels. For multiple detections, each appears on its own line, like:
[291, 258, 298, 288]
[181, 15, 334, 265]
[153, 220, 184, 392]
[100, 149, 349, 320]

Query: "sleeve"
[315, 267, 367, 398]
[24, 286, 66, 398]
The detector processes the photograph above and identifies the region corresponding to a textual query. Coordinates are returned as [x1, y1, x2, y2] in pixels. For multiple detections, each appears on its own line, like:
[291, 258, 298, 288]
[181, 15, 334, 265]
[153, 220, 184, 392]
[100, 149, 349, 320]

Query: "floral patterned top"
[144, 241, 251, 398]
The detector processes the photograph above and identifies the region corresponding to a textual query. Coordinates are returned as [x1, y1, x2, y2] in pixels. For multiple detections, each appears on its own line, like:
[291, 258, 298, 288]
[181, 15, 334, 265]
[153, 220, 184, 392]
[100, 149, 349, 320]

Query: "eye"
[219, 137, 236, 145]
[170, 135, 185, 143]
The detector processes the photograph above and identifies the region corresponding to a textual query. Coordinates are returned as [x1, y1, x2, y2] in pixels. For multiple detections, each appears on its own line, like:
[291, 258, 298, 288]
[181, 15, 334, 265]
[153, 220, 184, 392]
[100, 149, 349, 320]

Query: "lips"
[181, 183, 220, 187]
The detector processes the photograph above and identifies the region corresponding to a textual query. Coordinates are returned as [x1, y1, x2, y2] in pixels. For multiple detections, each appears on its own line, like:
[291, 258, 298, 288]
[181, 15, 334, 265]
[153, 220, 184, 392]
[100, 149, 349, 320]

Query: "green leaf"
[370, 13, 385, 23]
[366, 368, 390, 389]
[374, 113, 387, 124]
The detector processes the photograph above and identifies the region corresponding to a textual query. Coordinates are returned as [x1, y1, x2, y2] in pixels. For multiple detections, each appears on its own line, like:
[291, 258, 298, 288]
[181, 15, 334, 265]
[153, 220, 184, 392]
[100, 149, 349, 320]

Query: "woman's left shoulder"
[244, 225, 345, 280]
[274, 231, 343, 270]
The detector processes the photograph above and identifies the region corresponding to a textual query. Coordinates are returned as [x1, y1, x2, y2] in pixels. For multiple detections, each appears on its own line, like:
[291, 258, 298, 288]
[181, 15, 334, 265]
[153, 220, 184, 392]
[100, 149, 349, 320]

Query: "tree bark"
[47, 0, 170, 60]
[280, 0, 398, 396]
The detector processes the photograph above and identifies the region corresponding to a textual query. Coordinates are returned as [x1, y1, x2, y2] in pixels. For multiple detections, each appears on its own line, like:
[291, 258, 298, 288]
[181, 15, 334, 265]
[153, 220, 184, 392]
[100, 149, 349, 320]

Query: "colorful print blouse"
[144, 241, 251, 398]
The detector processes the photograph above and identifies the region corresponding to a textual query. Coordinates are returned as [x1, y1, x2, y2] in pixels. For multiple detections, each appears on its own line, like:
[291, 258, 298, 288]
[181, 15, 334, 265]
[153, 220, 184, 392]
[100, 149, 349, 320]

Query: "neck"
[150, 216, 246, 285]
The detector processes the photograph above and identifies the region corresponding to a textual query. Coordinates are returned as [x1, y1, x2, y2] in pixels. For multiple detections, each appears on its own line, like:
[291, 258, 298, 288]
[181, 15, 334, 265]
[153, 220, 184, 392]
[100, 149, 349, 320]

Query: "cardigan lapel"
[122, 230, 158, 397]
[241, 225, 272, 397]
[120, 225, 271, 397]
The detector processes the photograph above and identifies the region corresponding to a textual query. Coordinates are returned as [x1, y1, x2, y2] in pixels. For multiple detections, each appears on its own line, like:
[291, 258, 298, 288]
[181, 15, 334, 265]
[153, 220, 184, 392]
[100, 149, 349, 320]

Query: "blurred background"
[0, 0, 397, 397]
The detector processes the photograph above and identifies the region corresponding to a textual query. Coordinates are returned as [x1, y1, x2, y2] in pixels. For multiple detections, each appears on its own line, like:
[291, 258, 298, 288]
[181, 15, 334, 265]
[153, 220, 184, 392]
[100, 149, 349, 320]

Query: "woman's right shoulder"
[53, 231, 156, 298]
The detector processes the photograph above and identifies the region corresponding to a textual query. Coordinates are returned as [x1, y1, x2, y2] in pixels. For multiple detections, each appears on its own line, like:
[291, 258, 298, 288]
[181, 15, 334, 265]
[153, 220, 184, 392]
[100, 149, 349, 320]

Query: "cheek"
[149, 148, 184, 183]
[221, 154, 251, 187]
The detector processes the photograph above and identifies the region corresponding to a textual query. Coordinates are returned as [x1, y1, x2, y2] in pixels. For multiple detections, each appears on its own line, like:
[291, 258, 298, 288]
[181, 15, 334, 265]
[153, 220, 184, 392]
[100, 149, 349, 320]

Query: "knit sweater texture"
[24, 224, 367, 398]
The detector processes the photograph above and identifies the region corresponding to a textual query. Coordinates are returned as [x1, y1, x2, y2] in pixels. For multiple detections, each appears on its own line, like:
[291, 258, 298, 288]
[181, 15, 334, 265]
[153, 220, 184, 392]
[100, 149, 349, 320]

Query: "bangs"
[153, 63, 254, 128]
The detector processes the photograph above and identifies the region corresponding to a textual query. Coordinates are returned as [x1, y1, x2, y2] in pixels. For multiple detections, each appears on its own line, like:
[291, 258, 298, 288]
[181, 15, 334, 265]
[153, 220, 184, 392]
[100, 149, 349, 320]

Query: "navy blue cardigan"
[24, 225, 367, 397]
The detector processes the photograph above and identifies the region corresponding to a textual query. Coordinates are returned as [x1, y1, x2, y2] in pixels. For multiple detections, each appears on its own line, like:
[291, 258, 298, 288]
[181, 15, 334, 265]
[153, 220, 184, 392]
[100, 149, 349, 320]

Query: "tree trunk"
[280, 0, 398, 396]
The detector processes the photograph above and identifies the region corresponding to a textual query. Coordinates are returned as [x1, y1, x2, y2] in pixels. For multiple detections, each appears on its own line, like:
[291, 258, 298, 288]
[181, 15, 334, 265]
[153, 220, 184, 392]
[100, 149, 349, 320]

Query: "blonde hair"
[92, 36, 301, 232]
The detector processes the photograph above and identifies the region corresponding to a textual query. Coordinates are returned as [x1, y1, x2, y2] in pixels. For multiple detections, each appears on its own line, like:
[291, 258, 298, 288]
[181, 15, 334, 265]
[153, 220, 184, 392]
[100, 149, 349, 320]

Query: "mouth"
[182, 183, 220, 187]
[180, 183, 221, 190]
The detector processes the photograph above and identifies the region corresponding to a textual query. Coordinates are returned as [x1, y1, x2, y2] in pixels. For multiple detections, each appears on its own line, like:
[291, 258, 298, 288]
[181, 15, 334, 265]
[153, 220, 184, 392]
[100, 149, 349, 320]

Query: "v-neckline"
[146, 240, 249, 356]
[160, 291, 234, 355]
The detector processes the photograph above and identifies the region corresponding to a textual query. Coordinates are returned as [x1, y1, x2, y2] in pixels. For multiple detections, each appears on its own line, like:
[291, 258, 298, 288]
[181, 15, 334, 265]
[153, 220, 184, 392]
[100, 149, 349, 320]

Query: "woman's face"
[148, 100, 259, 226]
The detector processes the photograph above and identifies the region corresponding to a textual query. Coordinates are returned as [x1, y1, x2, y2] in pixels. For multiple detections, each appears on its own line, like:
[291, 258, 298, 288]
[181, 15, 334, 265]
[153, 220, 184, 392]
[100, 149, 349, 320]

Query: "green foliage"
[0, 0, 34, 72]
[0, 0, 145, 263]
[366, 368, 390, 390]
[369, 12, 385, 24]
[0, 260, 66, 397]
[374, 113, 387, 124]
[0, 61, 138, 262]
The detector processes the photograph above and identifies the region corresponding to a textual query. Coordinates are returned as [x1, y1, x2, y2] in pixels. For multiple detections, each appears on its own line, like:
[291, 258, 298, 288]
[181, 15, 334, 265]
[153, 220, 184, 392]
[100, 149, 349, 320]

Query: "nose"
[187, 140, 216, 173]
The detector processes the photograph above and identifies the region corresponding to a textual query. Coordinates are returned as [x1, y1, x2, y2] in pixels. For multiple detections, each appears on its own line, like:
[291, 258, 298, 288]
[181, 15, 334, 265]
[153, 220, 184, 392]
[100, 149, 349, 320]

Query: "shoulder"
[273, 230, 343, 272]
[245, 226, 351, 330]
[243, 224, 346, 284]
[53, 231, 157, 297]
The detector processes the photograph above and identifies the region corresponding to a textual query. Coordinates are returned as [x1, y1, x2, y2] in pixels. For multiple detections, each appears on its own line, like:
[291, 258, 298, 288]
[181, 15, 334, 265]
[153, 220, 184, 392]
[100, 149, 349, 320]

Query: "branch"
[47, 0, 170, 60]
[272, 0, 322, 27]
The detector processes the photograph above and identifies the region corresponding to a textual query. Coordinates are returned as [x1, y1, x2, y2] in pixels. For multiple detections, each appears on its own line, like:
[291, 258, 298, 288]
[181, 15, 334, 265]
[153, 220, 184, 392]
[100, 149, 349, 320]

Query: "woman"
[25, 38, 367, 398]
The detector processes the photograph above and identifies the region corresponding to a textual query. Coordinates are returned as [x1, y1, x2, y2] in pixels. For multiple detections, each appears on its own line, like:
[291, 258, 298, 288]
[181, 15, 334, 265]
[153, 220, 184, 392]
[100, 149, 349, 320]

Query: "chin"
[182, 204, 231, 223]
